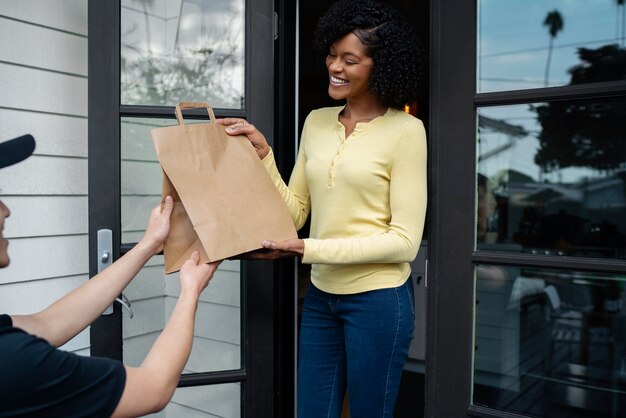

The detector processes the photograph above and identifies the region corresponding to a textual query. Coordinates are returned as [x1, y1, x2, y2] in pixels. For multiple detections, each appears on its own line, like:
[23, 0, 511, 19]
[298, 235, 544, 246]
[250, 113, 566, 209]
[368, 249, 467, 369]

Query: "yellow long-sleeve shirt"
[262, 106, 427, 294]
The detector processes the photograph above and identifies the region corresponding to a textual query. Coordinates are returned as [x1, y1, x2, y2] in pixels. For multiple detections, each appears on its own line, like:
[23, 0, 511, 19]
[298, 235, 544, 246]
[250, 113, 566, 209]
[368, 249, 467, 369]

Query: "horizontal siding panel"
[0, 274, 88, 314]
[121, 119, 165, 162]
[0, 235, 88, 285]
[0, 16, 87, 75]
[0, 62, 86, 116]
[166, 269, 240, 307]
[71, 347, 90, 357]
[123, 265, 167, 301]
[0, 0, 87, 35]
[123, 332, 159, 367]
[122, 298, 166, 339]
[0, 108, 87, 157]
[59, 328, 90, 353]
[166, 297, 240, 345]
[122, 195, 162, 234]
[0, 155, 87, 195]
[185, 336, 240, 373]
[2, 196, 87, 238]
[169, 383, 240, 418]
[121, 160, 162, 196]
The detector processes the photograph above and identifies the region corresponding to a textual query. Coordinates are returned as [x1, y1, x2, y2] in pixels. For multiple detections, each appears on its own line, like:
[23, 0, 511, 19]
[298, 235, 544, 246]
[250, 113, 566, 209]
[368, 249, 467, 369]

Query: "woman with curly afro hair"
[219, 1, 426, 416]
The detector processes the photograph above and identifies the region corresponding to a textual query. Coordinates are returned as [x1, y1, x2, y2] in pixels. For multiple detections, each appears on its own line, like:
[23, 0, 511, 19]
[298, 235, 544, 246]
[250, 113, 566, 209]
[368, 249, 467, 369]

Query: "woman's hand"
[216, 118, 271, 160]
[262, 238, 305, 257]
[179, 251, 220, 298]
[140, 195, 174, 255]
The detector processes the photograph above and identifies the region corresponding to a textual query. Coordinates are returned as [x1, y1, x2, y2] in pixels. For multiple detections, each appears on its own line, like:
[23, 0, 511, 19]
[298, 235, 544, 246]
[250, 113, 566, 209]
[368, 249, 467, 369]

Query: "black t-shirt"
[0, 314, 126, 417]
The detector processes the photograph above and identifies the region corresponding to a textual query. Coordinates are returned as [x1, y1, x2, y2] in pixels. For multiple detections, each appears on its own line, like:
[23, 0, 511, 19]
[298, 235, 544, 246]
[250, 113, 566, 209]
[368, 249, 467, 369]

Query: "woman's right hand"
[216, 118, 271, 160]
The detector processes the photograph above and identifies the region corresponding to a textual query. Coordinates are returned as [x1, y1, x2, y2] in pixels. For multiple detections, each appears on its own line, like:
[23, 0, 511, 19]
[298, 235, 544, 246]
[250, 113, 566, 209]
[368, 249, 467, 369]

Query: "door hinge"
[273, 11, 279, 40]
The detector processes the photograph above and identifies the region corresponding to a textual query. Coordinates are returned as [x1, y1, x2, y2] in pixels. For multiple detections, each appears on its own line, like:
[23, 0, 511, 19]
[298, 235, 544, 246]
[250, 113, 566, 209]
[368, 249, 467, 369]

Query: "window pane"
[477, 0, 625, 92]
[121, 0, 245, 108]
[147, 383, 241, 417]
[473, 265, 626, 417]
[121, 117, 241, 373]
[476, 99, 626, 260]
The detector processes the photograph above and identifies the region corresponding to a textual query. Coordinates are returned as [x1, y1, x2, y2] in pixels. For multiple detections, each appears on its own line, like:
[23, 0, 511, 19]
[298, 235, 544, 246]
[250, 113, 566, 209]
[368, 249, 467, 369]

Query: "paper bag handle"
[175, 102, 216, 125]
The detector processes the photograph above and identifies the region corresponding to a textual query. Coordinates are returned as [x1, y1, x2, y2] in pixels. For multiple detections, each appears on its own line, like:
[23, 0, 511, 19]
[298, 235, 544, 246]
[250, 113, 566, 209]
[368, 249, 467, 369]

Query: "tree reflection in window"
[121, 0, 245, 108]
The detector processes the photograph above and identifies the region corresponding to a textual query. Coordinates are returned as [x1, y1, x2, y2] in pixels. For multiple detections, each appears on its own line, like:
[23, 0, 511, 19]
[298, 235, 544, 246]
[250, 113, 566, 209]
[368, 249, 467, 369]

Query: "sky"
[477, 0, 624, 184]
[478, 0, 623, 91]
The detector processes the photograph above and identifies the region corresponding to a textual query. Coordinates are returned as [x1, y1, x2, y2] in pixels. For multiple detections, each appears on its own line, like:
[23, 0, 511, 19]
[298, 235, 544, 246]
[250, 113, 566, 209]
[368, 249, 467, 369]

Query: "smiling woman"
[219, 1, 427, 417]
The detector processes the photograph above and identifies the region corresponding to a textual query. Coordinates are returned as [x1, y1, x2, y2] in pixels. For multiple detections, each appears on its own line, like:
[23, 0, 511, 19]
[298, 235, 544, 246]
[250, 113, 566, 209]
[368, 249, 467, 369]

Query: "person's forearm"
[12, 240, 157, 346]
[141, 290, 199, 393]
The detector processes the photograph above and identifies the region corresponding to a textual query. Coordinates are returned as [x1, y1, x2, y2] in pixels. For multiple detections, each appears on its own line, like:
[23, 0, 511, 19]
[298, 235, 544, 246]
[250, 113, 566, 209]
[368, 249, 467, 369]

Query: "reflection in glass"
[160, 383, 241, 417]
[120, 117, 241, 374]
[478, 0, 626, 92]
[121, 0, 245, 108]
[476, 98, 626, 259]
[473, 265, 626, 417]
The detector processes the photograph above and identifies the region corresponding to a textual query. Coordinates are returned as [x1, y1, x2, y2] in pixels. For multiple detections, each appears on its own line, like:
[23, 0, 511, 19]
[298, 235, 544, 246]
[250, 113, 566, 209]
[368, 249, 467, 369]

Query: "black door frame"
[425, 0, 476, 416]
[87, 0, 293, 416]
[426, 2, 626, 418]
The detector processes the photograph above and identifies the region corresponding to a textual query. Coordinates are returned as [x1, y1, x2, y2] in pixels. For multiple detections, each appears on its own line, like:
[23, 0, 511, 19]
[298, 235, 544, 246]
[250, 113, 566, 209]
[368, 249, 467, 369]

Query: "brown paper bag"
[151, 102, 297, 273]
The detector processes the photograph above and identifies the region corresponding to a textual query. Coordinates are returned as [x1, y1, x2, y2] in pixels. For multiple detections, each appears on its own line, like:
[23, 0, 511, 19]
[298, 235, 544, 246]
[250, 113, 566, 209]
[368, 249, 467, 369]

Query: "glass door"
[88, 1, 285, 416]
[427, 1, 626, 417]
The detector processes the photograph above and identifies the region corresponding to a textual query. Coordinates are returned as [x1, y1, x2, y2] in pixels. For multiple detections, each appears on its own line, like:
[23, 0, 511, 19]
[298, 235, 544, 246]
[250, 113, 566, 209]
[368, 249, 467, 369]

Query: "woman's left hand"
[263, 238, 304, 256]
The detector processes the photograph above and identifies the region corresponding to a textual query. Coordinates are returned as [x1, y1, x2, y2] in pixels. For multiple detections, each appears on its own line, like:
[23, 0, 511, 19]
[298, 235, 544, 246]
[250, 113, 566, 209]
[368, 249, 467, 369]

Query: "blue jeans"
[297, 278, 415, 418]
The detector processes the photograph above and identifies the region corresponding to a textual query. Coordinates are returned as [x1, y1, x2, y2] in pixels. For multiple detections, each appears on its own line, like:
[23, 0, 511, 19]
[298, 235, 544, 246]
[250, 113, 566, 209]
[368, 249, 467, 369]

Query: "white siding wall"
[0, 3, 243, 415]
[0, 0, 89, 353]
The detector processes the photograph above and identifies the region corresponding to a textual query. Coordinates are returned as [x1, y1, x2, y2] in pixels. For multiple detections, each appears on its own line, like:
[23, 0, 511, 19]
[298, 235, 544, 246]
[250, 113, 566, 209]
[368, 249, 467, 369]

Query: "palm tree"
[543, 9, 564, 87]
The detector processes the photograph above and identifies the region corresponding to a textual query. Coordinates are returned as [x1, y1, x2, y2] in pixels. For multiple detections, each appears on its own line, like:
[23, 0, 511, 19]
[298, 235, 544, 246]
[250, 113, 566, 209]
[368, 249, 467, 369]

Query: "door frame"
[425, 0, 477, 416]
[87, 0, 291, 416]
[426, 2, 626, 418]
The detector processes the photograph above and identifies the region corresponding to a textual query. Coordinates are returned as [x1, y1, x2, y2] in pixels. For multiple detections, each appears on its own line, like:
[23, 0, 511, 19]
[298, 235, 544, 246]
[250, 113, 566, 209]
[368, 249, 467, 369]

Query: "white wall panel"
[123, 332, 160, 367]
[169, 383, 241, 418]
[0, 17, 87, 75]
[2, 196, 87, 238]
[165, 268, 240, 307]
[0, 0, 90, 357]
[0, 108, 87, 157]
[121, 160, 162, 195]
[0, 274, 88, 314]
[0, 62, 87, 116]
[0, 0, 87, 35]
[122, 297, 166, 339]
[169, 298, 240, 345]
[123, 265, 167, 302]
[0, 155, 87, 195]
[122, 195, 162, 234]
[121, 119, 164, 162]
[59, 328, 90, 352]
[0, 235, 88, 285]
[184, 336, 239, 373]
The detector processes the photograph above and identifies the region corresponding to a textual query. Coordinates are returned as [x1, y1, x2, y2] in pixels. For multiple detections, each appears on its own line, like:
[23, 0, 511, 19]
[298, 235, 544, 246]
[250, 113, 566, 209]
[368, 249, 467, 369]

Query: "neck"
[342, 96, 387, 122]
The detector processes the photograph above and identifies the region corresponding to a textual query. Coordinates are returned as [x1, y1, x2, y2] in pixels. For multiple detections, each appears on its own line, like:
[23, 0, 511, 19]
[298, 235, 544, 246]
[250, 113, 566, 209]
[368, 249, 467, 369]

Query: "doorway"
[294, 1, 430, 416]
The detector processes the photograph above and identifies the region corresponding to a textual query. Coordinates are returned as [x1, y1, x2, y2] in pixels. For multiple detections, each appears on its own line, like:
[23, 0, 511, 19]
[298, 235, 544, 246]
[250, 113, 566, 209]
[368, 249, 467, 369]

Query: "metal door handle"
[97, 229, 133, 319]
[115, 294, 133, 319]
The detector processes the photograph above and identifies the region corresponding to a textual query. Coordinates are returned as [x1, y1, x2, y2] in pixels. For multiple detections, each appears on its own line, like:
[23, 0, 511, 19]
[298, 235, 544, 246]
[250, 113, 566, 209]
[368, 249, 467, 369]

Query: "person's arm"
[111, 251, 218, 417]
[11, 197, 175, 347]
[266, 119, 428, 264]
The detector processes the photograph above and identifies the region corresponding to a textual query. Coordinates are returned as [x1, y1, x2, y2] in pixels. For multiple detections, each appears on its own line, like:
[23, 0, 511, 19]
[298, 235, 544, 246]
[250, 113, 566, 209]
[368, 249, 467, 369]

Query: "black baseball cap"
[0, 135, 36, 169]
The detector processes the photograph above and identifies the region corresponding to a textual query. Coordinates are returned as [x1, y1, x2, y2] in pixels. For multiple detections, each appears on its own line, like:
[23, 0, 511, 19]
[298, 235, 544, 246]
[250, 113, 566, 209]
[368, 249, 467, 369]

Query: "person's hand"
[140, 196, 174, 255]
[179, 251, 220, 298]
[215, 118, 271, 159]
[262, 238, 305, 257]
